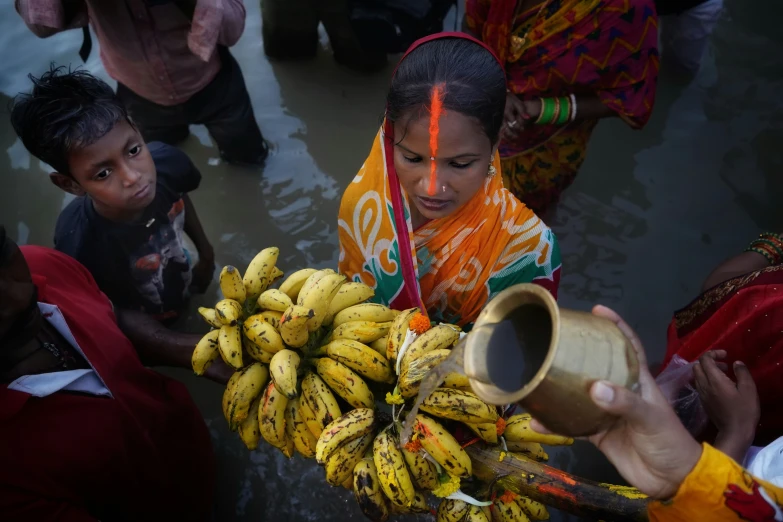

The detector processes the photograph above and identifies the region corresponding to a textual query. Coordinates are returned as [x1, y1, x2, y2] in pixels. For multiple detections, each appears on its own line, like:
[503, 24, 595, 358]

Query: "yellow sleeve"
[648, 443, 783, 522]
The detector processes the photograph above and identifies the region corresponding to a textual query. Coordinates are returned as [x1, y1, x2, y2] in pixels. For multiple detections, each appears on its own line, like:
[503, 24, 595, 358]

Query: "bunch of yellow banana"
[492, 490, 550, 522]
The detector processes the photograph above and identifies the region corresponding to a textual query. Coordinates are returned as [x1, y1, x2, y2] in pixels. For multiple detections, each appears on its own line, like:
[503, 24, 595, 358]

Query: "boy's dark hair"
[386, 38, 506, 146]
[10, 66, 132, 175]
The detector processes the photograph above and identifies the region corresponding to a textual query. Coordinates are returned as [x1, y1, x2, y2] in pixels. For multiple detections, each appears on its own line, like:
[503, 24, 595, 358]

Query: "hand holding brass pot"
[463, 284, 640, 437]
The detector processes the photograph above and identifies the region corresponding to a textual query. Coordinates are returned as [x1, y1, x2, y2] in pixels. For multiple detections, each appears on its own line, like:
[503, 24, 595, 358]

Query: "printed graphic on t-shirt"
[724, 472, 783, 521]
[129, 199, 191, 311]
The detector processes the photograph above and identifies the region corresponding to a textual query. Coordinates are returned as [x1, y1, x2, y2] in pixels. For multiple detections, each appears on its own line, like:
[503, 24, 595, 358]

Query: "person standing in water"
[15, 0, 269, 166]
[464, 0, 659, 212]
[338, 33, 561, 327]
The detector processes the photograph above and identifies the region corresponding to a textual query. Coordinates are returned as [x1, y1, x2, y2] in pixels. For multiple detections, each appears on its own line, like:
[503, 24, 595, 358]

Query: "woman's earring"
[488, 164, 497, 177]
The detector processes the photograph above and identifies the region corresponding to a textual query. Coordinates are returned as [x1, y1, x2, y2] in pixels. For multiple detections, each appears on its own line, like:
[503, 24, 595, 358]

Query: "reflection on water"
[0, 0, 780, 520]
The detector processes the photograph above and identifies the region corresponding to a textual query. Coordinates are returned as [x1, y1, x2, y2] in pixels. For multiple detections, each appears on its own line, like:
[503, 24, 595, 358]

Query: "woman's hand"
[695, 351, 759, 462]
[501, 93, 541, 140]
[531, 305, 703, 500]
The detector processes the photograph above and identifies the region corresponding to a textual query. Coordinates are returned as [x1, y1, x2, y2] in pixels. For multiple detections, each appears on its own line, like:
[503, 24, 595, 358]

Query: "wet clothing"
[15, 0, 267, 165]
[648, 444, 783, 522]
[0, 246, 214, 522]
[465, 0, 659, 212]
[659, 0, 723, 73]
[117, 46, 267, 165]
[55, 142, 200, 320]
[15, 0, 245, 106]
[655, 0, 712, 16]
[661, 264, 783, 445]
[338, 34, 561, 327]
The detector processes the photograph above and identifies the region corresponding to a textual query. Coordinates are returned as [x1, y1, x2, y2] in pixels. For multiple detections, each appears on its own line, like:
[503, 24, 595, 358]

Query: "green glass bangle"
[555, 97, 571, 125]
[756, 238, 783, 258]
[746, 245, 778, 264]
[537, 98, 555, 125]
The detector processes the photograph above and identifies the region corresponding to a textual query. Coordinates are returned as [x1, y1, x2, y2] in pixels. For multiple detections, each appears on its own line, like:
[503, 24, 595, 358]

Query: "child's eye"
[451, 161, 473, 169]
[94, 169, 112, 180]
[129, 144, 142, 156]
[403, 156, 422, 164]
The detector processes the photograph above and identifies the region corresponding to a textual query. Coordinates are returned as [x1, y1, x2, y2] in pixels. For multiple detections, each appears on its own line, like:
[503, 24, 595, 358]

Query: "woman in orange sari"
[465, 0, 659, 212]
[338, 33, 561, 327]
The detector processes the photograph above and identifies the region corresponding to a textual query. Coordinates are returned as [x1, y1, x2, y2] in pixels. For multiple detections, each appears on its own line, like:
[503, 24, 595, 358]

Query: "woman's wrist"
[533, 96, 578, 126]
[744, 232, 783, 265]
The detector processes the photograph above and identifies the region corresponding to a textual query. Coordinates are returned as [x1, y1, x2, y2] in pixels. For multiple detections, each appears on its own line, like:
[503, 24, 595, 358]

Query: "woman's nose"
[120, 166, 142, 187]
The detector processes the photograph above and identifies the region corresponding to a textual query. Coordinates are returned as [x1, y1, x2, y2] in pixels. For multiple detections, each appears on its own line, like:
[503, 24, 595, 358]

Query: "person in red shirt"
[0, 225, 229, 521]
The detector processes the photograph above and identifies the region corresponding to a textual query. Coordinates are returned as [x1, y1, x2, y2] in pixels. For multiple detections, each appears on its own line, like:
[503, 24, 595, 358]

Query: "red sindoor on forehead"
[427, 84, 445, 196]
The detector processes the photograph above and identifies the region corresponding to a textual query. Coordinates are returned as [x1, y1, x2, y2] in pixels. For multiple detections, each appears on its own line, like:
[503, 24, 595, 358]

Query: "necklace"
[510, 0, 551, 55]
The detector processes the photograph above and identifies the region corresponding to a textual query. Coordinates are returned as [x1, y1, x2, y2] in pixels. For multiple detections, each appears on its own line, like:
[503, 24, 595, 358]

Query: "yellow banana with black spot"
[332, 303, 397, 327]
[411, 414, 472, 478]
[243, 335, 273, 364]
[192, 329, 220, 375]
[300, 272, 345, 331]
[238, 395, 263, 450]
[353, 458, 390, 522]
[328, 320, 392, 344]
[324, 339, 394, 383]
[297, 392, 325, 439]
[269, 349, 300, 399]
[296, 269, 335, 306]
[386, 307, 419, 361]
[493, 495, 531, 522]
[464, 505, 492, 522]
[437, 498, 469, 522]
[218, 324, 243, 369]
[324, 432, 374, 486]
[244, 314, 286, 353]
[373, 429, 415, 508]
[441, 372, 471, 390]
[226, 362, 269, 430]
[258, 381, 289, 449]
[369, 335, 388, 355]
[279, 305, 314, 348]
[243, 247, 279, 301]
[279, 268, 318, 301]
[464, 422, 498, 444]
[198, 307, 223, 328]
[419, 388, 499, 425]
[257, 288, 294, 312]
[285, 397, 318, 458]
[506, 441, 549, 461]
[222, 372, 241, 423]
[260, 310, 283, 329]
[324, 281, 375, 325]
[398, 348, 450, 398]
[516, 496, 549, 521]
[219, 265, 246, 304]
[505, 413, 573, 446]
[315, 407, 376, 464]
[316, 358, 374, 409]
[402, 446, 438, 490]
[390, 491, 430, 514]
[215, 299, 242, 326]
[301, 372, 341, 431]
[399, 324, 460, 374]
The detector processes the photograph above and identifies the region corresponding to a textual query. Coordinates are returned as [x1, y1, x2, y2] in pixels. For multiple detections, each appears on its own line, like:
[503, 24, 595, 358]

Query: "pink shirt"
[15, 0, 246, 106]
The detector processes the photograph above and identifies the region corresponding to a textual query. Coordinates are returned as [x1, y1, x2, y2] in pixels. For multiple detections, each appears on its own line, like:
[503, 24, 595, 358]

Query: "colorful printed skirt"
[501, 120, 596, 213]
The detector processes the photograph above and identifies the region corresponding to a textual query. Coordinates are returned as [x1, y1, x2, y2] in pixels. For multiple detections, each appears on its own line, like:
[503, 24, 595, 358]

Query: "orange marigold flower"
[404, 439, 422, 453]
[409, 313, 431, 334]
[498, 490, 518, 504]
[496, 417, 507, 436]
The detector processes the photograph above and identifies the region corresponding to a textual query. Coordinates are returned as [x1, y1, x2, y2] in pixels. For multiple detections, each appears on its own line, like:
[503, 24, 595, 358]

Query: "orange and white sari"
[338, 116, 561, 326]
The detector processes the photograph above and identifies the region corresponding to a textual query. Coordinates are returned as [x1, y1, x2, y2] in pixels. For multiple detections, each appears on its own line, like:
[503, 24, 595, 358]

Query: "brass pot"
[463, 284, 639, 437]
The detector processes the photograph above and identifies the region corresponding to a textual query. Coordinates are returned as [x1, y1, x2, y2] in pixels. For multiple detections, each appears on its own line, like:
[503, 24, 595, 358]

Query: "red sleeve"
[14, 0, 88, 38]
[188, 0, 246, 61]
[0, 487, 97, 522]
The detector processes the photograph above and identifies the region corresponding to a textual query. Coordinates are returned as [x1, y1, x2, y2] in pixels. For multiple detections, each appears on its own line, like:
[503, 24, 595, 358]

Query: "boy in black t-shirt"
[11, 68, 215, 320]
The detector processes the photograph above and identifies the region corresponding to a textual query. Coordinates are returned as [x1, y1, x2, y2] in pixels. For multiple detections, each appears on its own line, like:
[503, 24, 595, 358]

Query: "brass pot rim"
[467, 283, 560, 405]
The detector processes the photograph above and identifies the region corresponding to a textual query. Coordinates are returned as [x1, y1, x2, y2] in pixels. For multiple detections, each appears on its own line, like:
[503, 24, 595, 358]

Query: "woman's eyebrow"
[394, 143, 421, 156]
[395, 143, 481, 160]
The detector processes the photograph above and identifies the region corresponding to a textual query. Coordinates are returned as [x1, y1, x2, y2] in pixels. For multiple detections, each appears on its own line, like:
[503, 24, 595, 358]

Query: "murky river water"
[1, 1, 781, 520]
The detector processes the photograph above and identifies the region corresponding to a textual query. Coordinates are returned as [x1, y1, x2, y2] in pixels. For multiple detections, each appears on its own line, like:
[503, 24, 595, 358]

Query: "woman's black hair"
[9, 66, 132, 175]
[386, 37, 506, 146]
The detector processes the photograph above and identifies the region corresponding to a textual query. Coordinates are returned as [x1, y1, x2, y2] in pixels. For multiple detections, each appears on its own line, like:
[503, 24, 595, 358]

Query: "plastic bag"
[655, 355, 708, 437]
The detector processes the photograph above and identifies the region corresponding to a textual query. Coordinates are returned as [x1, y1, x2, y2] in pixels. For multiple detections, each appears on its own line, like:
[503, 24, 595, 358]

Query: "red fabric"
[465, 0, 659, 156]
[662, 266, 783, 445]
[0, 247, 214, 521]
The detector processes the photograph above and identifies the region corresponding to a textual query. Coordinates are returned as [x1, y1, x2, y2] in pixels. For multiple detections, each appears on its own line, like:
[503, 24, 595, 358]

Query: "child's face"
[52, 119, 157, 221]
